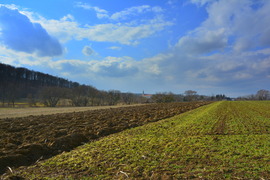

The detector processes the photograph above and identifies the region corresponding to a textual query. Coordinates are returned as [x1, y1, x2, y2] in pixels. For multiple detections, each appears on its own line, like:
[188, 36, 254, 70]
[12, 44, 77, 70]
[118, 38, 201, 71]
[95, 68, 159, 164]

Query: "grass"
[5, 101, 270, 179]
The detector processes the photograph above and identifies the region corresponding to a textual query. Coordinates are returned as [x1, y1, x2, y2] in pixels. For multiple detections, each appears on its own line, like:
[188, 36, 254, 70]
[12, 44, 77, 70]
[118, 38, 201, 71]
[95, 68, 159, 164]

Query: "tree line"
[0, 63, 231, 107]
[237, 89, 270, 101]
[0, 62, 79, 106]
[38, 86, 144, 107]
[150, 90, 229, 103]
[0, 63, 147, 107]
[1, 63, 268, 107]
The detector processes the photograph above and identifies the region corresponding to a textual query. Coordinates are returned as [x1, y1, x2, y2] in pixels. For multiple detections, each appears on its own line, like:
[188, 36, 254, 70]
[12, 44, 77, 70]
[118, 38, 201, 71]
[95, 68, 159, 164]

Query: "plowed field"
[0, 105, 141, 119]
[0, 102, 210, 174]
[2, 101, 269, 179]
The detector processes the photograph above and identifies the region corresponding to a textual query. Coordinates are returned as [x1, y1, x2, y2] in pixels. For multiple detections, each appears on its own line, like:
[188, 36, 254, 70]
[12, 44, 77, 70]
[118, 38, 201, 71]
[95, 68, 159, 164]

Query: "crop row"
[3, 101, 269, 179]
[0, 102, 210, 174]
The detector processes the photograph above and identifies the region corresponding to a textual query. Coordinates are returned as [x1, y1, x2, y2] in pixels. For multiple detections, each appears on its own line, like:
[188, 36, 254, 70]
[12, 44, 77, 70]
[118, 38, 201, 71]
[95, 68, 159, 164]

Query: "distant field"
[0, 105, 142, 119]
[2, 101, 270, 179]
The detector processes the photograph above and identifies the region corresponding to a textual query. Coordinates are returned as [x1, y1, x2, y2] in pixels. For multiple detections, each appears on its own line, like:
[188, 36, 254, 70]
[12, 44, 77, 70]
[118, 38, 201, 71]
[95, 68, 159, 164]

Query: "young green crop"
[3, 101, 270, 179]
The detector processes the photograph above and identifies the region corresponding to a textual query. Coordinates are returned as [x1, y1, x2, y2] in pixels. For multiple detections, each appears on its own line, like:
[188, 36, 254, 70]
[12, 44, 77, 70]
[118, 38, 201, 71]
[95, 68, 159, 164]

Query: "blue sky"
[0, 0, 270, 97]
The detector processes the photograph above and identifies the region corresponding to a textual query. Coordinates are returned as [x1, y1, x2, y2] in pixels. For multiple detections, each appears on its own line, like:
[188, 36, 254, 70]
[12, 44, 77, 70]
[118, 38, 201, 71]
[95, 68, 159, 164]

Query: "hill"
[0, 63, 141, 107]
[0, 62, 79, 95]
[0, 62, 79, 106]
[2, 101, 270, 179]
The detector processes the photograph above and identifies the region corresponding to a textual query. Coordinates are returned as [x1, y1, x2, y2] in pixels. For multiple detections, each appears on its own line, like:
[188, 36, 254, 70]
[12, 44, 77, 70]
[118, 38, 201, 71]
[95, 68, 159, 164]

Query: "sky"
[0, 0, 270, 97]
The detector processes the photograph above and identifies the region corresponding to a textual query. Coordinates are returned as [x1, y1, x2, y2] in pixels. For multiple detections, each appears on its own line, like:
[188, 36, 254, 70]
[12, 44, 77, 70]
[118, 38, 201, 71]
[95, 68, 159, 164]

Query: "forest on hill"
[0, 63, 143, 107]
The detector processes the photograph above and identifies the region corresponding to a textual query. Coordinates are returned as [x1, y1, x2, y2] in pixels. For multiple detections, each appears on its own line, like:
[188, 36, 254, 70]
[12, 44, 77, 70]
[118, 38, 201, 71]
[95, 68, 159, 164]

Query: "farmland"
[1, 101, 270, 179]
[0, 102, 210, 175]
[0, 104, 143, 119]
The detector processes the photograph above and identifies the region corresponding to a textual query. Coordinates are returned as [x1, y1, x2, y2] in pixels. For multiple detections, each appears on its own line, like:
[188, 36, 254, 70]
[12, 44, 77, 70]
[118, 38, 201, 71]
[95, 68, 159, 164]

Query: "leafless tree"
[184, 90, 198, 101]
[256, 89, 270, 100]
[151, 92, 175, 103]
[39, 87, 66, 107]
[27, 93, 37, 107]
[71, 85, 90, 106]
[107, 90, 121, 105]
[121, 92, 136, 105]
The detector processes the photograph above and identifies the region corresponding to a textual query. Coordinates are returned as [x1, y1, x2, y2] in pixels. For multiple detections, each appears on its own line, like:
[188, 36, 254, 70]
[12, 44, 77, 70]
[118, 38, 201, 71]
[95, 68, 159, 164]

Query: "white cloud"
[23, 12, 79, 43]
[140, 53, 174, 77]
[82, 46, 94, 56]
[216, 61, 242, 72]
[22, 6, 172, 46]
[200, 0, 270, 51]
[146, 64, 161, 75]
[75, 2, 109, 19]
[110, 5, 164, 21]
[108, 46, 122, 50]
[174, 0, 270, 57]
[61, 14, 75, 21]
[78, 21, 172, 45]
[111, 5, 150, 20]
[75, 3, 164, 21]
[0, 6, 63, 57]
[0, 3, 19, 10]
[190, 0, 215, 6]
[176, 28, 227, 55]
[74, 2, 91, 10]
[234, 72, 252, 80]
[54, 56, 139, 78]
[0, 45, 53, 67]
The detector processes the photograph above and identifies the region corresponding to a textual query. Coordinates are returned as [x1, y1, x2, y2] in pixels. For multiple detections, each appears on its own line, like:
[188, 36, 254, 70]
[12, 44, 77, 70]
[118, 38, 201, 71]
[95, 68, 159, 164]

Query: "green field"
[4, 101, 270, 179]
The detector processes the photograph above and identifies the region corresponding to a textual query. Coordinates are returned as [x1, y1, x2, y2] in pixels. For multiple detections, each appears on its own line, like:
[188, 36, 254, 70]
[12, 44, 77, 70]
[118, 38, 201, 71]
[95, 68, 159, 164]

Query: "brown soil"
[0, 102, 211, 174]
[211, 102, 228, 135]
[0, 105, 141, 119]
[212, 114, 227, 135]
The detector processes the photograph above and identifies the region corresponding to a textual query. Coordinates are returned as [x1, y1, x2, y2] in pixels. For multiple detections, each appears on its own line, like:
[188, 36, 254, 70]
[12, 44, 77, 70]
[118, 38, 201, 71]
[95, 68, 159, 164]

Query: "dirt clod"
[0, 102, 210, 174]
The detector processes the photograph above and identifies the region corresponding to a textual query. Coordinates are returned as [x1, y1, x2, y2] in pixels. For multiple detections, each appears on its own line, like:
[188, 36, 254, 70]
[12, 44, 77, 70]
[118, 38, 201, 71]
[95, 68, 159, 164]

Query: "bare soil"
[0, 105, 140, 119]
[0, 102, 211, 174]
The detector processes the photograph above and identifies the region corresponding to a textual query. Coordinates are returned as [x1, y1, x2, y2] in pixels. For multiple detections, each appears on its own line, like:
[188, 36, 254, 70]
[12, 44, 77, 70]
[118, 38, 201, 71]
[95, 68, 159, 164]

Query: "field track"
[1, 101, 269, 179]
[0, 105, 142, 119]
[0, 102, 210, 175]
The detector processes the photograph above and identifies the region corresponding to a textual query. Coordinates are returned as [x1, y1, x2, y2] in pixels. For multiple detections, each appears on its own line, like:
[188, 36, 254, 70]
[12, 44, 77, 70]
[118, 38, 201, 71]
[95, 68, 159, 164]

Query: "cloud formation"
[32, 13, 172, 46]
[82, 46, 94, 56]
[108, 46, 122, 50]
[110, 5, 163, 21]
[190, 0, 215, 6]
[75, 2, 163, 21]
[74, 2, 109, 19]
[88, 57, 138, 77]
[1, 0, 270, 96]
[176, 28, 227, 55]
[0, 6, 63, 57]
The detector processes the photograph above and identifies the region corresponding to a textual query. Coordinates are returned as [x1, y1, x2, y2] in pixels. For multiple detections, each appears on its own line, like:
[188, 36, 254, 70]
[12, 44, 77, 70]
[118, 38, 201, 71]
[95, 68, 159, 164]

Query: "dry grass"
[0, 104, 143, 119]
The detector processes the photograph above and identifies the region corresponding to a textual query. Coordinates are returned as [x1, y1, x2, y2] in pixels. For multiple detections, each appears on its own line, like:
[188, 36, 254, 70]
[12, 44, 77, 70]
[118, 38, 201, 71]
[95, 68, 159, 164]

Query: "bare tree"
[151, 92, 175, 103]
[87, 86, 99, 106]
[39, 87, 65, 107]
[96, 90, 108, 106]
[184, 90, 197, 101]
[0, 84, 7, 106]
[71, 85, 89, 106]
[27, 93, 37, 107]
[5, 83, 22, 107]
[256, 89, 270, 100]
[107, 90, 121, 105]
[121, 92, 136, 105]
